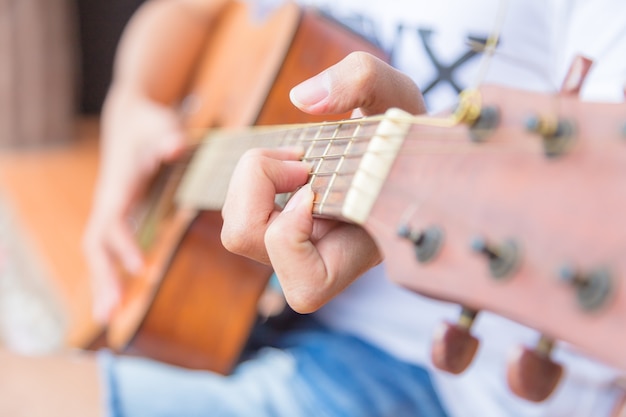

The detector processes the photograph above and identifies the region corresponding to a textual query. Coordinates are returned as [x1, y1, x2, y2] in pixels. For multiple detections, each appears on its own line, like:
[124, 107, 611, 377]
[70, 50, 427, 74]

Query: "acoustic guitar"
[106, 1, 625, 403]
[103, 1, 385, 375]
[148, 82, 626, 402]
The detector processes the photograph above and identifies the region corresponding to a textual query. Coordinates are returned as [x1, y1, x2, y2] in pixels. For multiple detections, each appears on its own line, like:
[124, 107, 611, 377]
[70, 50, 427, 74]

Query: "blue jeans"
[98, 318, 449, 417]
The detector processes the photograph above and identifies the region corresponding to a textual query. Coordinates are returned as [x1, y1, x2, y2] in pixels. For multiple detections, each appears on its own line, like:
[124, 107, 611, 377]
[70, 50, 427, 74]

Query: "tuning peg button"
[525, 115, 576, 158]
[453, 90, 500, 143]
[397, 224, 444, 263]
[507, 335, 563, 402]
[431, 307, 479, 374]
[559, 265, 613, 311]
[469, 106, 500, 143]
[471, 236, 520, 280]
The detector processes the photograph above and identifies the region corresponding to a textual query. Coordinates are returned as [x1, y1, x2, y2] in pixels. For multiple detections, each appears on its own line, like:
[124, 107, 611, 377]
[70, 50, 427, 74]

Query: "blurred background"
[0, 0, 145, 355]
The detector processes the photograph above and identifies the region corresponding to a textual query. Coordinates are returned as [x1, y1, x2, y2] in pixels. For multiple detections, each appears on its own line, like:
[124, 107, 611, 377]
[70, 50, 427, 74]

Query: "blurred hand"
[82, 85, 186, 322]
[221, 52, 425, 313]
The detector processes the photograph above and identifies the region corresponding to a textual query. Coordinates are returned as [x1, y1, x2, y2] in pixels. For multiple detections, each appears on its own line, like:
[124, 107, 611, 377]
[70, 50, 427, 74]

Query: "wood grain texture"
[106, 1, 386, 374]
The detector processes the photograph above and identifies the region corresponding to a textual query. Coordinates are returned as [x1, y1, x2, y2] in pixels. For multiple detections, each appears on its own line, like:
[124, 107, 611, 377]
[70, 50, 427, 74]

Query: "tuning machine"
[471, 236, 520, 280]
[453, 90, 500, 143]
[431, 306, 480, 374]
[468, 106, 501, 143]
[525, 115, 576, 158]
[559, 265, 614, 312]
[507, 334, 563, 402]
[397, 224, 444, 263]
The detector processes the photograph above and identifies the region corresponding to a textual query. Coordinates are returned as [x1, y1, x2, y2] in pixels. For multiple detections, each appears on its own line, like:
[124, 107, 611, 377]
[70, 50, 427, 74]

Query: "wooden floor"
[0, 117, 102, 348]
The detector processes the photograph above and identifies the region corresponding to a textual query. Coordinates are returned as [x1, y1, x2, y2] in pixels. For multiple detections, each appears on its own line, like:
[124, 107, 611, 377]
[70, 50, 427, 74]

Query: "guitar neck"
[176, 108, 412, 220]
[175, 84, 626, 372]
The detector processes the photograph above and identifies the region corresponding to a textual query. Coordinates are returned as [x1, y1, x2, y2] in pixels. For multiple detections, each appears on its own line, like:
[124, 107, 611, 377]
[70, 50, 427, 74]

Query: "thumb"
[289, 52, 426, 117]
[265, 184, 316, 266]
[155, 118, 187, 162]
[158, 130, 187, 161]
[265, 184, 323, 310]
[265, 184, 314, 257]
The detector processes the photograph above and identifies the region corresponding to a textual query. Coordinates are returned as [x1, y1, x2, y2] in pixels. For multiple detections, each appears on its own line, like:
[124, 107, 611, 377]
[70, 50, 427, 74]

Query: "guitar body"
[104, 1, 385, 374]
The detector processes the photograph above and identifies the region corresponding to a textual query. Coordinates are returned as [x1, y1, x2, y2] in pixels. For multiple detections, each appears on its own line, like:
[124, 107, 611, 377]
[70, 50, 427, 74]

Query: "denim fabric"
[98, 321, 449, 417]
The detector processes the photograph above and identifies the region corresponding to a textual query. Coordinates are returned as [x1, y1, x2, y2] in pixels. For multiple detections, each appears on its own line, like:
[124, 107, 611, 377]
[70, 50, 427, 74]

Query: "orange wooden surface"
[0, 118, 102, 347]
[365, 86, 626, 371]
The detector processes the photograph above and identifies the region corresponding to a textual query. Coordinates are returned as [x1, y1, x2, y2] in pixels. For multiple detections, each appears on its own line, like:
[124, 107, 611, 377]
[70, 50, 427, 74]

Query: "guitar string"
[184, 125, 544, 213]
[181, 0, 516, 183]
[194, 120, 544, 149]
[303, 0, 525, 217]
[179, 0, 579, 214]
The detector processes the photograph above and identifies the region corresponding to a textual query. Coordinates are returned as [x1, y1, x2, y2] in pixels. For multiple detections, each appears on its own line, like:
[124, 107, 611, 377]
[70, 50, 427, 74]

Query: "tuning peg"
[431, 307, 480, 374]
[468, 106, 500, 143]
[525, 115, 576, 158]
[470, 236, 520, 280]
[453, 89, 500, 142]
[559, 265, 613, 311]
[507, 335, 563, 402]
[397, 224, 444, 263]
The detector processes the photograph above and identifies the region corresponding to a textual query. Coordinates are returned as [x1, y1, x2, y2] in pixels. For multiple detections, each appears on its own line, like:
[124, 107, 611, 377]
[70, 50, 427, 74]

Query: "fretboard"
[175, 108, 412, 223]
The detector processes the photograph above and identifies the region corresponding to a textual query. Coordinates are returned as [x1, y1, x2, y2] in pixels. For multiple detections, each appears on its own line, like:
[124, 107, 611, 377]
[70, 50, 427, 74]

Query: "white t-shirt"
[260, 0, 626, 415]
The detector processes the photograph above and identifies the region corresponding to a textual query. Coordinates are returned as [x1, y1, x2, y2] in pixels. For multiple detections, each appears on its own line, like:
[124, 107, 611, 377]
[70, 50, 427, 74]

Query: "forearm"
[110, 0, 230, 105]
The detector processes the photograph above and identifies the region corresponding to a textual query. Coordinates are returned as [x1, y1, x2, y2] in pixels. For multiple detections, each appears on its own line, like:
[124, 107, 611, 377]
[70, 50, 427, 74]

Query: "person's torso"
[257, 0, 626, 415]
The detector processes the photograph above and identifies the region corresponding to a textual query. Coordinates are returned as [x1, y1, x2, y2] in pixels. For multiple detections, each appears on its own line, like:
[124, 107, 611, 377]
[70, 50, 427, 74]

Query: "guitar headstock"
[364, 84, 626, 400]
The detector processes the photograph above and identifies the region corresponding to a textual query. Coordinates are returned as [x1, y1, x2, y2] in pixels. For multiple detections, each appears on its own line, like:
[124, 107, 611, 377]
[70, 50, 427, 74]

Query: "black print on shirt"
[316, 7, 493, 104]
[390, 25, 490, 96]
[417, 29, 488, 95]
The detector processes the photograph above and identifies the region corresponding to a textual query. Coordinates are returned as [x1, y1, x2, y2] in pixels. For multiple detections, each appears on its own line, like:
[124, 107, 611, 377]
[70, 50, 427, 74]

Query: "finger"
[150, 109, 187, 161]
[221, 148, 310, 264]
[290, 51, 426, 116]
[264, 184, 321, 312]
[83, 237, 122, 323]
[83, 202, 142, 321]
[265, 185, 381, 313]
[107, 220, 144, 275]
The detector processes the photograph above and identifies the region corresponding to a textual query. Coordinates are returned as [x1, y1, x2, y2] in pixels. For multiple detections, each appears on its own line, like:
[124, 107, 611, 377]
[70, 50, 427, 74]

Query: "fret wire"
[198, 124, 480, 150]
[306, 124, 326, 184]
[316, 123, 341, 213]
[321, 124, 340, 157]
[190, 110, 540, 173]
[317, 121, 361, 214]
[197, 128, 539, 178]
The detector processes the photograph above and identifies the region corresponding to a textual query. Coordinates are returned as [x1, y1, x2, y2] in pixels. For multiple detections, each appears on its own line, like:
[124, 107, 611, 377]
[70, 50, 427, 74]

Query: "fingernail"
[290, 73, 330, 107]
[283, 185, 312, 213]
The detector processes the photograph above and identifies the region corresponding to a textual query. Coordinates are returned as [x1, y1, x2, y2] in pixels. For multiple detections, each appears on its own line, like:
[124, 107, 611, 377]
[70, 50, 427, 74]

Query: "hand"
[82, 85, 186, 322]
[221, 52, 425, 313]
